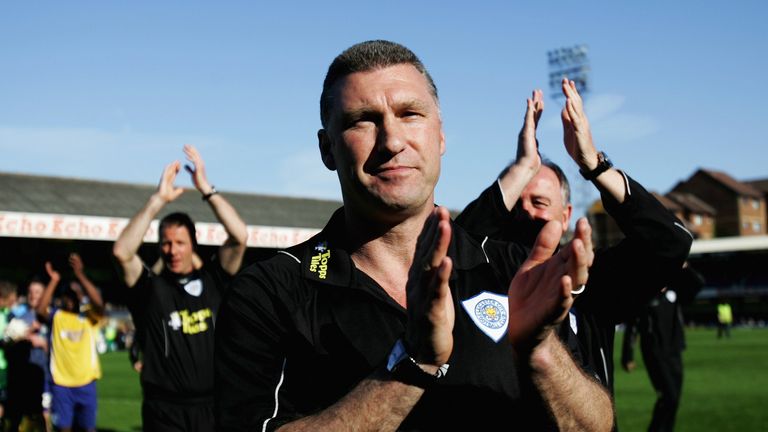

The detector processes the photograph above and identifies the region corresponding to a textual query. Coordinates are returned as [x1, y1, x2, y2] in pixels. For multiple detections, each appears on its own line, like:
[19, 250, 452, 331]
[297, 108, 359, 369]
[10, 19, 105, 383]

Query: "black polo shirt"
[215, 208, 585, 431]
[456, 172, 693, 394]
[128, 259, 231, 400]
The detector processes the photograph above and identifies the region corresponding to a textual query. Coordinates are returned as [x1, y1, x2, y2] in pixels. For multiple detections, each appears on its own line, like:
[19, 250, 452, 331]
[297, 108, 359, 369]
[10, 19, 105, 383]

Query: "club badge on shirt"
[184, 279, 203, 297]
[461, 291, 508, 342]
[665, 289, 677, 304]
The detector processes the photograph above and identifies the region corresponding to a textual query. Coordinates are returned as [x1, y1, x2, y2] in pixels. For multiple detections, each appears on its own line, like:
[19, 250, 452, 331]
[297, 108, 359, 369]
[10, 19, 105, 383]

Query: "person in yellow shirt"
[717, 300, 733, 339]
[36, 255, 104, 432]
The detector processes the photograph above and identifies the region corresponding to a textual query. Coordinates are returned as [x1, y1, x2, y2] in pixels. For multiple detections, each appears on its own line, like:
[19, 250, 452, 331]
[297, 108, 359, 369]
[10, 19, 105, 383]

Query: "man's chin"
[167, 263, 189, 275]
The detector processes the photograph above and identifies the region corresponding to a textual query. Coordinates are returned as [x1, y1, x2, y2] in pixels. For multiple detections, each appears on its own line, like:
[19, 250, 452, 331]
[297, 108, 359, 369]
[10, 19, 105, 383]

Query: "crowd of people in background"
[0, 40, 738, 432]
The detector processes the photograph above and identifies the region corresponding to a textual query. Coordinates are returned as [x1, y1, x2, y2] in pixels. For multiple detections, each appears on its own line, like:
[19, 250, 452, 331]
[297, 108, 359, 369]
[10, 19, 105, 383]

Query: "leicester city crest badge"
[461, 291, 509, 342]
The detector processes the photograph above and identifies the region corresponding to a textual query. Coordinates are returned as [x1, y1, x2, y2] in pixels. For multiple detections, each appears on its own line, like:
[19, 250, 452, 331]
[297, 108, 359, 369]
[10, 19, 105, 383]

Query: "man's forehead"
[162, 224, 192, 239]
[332, 64, 435, 104]
[529, 167, 561, 190]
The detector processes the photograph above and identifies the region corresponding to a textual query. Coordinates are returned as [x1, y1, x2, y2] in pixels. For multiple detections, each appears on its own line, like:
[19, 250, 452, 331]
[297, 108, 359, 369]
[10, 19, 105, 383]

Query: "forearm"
[207, 194, 248, 274]
[528, 332, 613, 432]
[35, 278, 58, 319]
[75, 270, 103, 309]
[587, 167, 627, 205]
[113, 194, 166, 262]
[498, 161, 538, 211]
[277, 372, 423, 432]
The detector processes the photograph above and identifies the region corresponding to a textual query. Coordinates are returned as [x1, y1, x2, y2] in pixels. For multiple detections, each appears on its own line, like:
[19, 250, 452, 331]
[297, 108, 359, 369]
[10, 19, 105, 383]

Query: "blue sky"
[2, 1, 766, 222]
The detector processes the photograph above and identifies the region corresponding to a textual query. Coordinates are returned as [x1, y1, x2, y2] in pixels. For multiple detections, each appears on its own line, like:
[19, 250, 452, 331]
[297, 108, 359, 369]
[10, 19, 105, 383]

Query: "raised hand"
[156, 161, 185, 203]
[516, 89, 544, 171]
[69, 252, 84, 275]
[560, 78, 598, 171]
[183, 144, 213, 195]
[45, 261, 60, 283]
[70, 281, 84, 297]
[507, 218, 592, 352]
[404, 207, 455, 369]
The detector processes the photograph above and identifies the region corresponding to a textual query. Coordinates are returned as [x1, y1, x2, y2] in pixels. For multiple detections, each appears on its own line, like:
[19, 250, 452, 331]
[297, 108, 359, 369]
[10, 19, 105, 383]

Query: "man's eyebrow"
[394, 99, 431, 112]
[338, 108, 380, 125]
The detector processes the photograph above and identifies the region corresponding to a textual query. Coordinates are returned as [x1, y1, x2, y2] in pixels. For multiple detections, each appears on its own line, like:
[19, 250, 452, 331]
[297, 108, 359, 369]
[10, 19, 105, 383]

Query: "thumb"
[521, 220, 562, 271]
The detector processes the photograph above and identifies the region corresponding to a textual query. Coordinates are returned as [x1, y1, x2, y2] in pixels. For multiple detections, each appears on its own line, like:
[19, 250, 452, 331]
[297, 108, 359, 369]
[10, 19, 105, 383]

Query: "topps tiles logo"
[310, 242, 331, 279]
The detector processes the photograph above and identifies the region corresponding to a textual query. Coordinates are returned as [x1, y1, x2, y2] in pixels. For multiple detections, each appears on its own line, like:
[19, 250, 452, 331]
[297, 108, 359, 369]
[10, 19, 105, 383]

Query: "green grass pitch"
[93, 328, 768, 431]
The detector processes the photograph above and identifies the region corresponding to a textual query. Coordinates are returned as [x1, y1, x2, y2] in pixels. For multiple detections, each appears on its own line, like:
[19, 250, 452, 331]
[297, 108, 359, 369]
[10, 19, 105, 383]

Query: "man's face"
[319, 64, 446, 219]
[26, 281, 44, 308]
[160, 224, 195, 275]
[515, 166, 572, 234]
[0, 292, 16, 308]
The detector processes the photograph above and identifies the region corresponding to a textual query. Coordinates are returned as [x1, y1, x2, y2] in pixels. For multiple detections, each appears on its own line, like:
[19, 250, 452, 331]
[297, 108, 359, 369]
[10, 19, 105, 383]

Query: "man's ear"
[318, 129, 336, 171]
[439, 129, 446, 156]
[562, 203, 573, 233]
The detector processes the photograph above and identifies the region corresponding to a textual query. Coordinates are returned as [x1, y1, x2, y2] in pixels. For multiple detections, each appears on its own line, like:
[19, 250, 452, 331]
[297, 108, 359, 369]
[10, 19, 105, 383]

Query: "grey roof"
[0, 172, 341, 229]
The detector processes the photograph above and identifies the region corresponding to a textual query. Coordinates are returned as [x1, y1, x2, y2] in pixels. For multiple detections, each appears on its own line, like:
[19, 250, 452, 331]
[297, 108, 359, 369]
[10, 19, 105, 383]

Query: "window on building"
[753, 199, 760, 210]
[754, 221, 762, 232]
[693, 215, 703, 225]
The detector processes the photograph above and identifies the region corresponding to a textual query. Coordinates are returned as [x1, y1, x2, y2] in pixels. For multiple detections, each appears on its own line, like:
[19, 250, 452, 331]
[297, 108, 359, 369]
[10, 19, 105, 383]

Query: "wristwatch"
[202, 186, 219, 201]
[386, 339, 448, 388]
[579, 151, 613, 181]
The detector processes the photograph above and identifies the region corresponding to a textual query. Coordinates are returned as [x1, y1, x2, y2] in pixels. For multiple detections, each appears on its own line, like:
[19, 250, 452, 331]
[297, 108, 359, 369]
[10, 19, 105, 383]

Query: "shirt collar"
[298, 208, 490, 287]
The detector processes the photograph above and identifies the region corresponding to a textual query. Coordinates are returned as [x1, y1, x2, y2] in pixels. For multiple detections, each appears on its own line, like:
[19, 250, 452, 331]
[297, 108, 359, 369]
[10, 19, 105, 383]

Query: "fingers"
[562, 79, 584, 125]
[183, 144, 201, 164]
[561, 78, 581, 103]
[574, 218, 594, 266]
[523, 89, 544, 130]
[161, 161, 181, 185]
[522, 220, 563, 271]
[558, 275, 575, 319]
[532, 89, 544, 125]
[555, 220, 593, 296]
[431, 256, 453, 302]
[566, 238, 589, 289]
[45, 261, 60, 280]
[429, 208, 452, 270]
[68, 253, 83, 270]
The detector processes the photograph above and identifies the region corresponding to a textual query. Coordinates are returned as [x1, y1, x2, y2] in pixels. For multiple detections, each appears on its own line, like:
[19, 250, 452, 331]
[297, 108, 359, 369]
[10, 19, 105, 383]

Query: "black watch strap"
[202, 186, 219, 201]
[386, 339, 448, 388]
[579, 151, 613, 181]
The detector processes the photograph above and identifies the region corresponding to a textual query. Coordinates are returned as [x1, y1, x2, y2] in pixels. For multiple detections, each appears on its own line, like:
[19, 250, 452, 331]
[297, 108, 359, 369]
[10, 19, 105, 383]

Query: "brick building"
[672, 169, 766, 237]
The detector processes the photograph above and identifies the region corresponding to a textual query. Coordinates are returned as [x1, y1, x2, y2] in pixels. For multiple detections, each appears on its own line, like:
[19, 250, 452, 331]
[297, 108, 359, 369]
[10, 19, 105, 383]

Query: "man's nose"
[514, 201, 536, 220]
[377, 115, 406, 155]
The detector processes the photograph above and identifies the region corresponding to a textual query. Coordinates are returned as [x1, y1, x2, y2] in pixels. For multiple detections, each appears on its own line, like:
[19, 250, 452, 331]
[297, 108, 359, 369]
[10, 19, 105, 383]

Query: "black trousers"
[641, 343, 683, 432]
[142, 398, 214, 432]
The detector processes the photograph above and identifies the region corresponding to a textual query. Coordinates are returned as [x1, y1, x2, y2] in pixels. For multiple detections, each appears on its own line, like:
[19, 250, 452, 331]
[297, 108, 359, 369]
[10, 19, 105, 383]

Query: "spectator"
[3, 275, 52, 431]
[0, 280, 19, 423]
[717, 300, 733, 338]
[36, 258, 104, 432]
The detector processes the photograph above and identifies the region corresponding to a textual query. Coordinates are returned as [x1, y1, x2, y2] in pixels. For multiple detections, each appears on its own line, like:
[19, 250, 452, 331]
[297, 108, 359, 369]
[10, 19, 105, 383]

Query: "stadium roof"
[0, 172, 341, 247]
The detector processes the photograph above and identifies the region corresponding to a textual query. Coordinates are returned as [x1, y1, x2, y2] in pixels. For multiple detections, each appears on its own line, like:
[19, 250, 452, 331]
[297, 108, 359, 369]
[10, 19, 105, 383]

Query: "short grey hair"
[320, 40, 438, 128]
